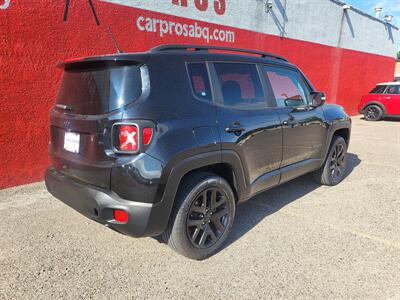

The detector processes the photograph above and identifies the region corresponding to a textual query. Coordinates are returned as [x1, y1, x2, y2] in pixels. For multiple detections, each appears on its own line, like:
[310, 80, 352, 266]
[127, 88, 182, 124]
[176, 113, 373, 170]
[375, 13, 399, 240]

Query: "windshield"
[56, 64, 143, 115]
[370, 85, 386, 94]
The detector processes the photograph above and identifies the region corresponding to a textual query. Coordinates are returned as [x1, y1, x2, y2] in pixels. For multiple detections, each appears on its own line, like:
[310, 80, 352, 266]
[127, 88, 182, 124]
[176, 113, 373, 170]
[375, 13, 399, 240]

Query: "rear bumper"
[45, 167, 170, 237]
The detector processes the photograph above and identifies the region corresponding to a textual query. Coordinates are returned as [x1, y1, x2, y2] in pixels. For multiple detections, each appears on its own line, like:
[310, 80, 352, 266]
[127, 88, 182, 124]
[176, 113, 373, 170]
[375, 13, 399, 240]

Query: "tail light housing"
[119, 125, 138, 151]
[112, 122, 154, 154]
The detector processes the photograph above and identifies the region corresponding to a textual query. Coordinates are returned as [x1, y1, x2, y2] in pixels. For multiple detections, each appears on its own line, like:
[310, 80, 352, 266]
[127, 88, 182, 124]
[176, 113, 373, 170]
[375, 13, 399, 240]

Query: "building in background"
[395, 61, 400, 81]
[0, 0, 399, 188]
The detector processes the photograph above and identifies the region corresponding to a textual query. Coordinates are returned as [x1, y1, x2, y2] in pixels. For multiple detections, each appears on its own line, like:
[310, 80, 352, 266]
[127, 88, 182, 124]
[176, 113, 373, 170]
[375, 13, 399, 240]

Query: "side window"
[187, 63, 212, 102]
[214, 63, 265, 109]
[385, 85, 400, 95]
[264, 66, 310, 108]
[370, 85, 387, 94]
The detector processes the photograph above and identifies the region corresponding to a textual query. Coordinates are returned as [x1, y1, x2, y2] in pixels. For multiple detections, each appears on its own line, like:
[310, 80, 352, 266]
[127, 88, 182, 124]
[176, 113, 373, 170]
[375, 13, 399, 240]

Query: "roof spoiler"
[57, 56, 139, 69]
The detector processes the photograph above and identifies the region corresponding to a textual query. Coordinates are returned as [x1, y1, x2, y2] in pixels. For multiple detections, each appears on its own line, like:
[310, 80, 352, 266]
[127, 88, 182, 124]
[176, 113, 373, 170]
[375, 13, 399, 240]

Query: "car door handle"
[225, 125, 245, 134]
[283, 114, 296, 127]
[282, 120, 296, 126]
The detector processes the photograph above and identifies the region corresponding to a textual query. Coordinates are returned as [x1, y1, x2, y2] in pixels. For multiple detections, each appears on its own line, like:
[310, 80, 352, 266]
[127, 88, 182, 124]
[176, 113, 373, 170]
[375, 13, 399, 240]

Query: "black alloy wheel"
[329, 142, 346, 183]
[364, 105, 383, 121]
[163, 172, 235, 260]
[186, 188, 230, 249]
[313, 136, 347, 186]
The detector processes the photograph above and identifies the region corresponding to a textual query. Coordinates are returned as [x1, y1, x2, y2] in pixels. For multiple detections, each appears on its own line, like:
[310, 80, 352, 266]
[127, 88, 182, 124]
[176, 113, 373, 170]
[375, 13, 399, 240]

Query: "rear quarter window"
[187, 63, 212, 102]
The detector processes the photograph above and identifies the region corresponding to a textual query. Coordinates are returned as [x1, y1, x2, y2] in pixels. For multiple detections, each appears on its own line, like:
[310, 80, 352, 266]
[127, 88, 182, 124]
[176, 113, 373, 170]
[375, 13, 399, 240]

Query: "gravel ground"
[1, 116, 399, 299]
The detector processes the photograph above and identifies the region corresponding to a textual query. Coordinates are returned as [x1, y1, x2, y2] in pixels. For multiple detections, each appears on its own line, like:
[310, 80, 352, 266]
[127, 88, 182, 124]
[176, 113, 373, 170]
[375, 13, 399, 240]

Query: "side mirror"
[284, 98, 303, 107]
[310, 92, 326, 107]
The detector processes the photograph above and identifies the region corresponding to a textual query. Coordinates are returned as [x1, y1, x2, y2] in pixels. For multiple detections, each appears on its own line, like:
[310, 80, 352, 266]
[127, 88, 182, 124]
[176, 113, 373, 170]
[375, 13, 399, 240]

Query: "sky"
[345, 0, 400, 27]
[345, 0, 400, 50]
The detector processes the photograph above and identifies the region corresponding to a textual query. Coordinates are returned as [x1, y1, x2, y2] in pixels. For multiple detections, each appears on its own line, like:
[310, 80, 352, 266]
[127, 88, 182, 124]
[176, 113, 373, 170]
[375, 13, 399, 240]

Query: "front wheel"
[313, 136, 347, 186]
[162, 173, 236, 260]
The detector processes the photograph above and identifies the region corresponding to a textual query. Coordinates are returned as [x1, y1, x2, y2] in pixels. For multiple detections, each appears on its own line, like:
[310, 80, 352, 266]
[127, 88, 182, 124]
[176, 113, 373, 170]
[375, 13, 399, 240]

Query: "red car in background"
[358, 82, 400, 121]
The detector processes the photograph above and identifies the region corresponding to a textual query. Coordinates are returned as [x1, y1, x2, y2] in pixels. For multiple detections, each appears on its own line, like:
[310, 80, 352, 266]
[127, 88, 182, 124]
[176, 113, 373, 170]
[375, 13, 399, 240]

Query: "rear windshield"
[370, 85, 386, 94]
[56, 64, 144, 115]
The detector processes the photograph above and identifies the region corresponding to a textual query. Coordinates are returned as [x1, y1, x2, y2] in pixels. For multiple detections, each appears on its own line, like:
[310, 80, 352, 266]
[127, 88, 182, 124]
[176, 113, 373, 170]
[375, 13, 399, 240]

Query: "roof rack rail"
[150, 44, 289, 62]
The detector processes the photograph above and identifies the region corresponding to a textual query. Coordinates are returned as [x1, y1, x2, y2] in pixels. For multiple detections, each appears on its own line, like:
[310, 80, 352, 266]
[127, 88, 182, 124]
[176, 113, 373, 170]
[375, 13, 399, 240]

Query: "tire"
[162, 172, 236, 260]
[313, 136, 347, 186]
[363, 104, 383, 121]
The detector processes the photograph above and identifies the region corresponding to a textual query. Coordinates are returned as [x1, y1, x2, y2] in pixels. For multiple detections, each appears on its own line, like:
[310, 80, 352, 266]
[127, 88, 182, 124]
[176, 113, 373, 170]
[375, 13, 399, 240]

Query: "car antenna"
[108, 26, 124, 54]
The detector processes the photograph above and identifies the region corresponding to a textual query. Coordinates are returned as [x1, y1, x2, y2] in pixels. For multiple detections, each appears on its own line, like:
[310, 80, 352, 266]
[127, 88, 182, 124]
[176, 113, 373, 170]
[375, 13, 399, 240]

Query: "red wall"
[0, 1, 395, 189]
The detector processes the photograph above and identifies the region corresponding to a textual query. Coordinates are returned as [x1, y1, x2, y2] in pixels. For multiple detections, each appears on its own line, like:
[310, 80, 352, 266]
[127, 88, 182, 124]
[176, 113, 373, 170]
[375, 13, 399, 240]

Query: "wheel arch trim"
[156, 150, 247, 233]
[162, 150, 247, 202]
[321, 121, 351, 165]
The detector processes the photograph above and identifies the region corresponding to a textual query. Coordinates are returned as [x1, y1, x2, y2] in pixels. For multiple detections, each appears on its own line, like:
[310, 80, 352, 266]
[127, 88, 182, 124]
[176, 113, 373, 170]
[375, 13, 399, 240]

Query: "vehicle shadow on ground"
[223, 152, 361, 249]
[360, 116, 400, 122]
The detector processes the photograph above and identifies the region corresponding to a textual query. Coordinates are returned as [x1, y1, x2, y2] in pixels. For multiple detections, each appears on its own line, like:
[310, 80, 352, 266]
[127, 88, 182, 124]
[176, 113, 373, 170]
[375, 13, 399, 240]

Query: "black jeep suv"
[45, 45, 351, 260]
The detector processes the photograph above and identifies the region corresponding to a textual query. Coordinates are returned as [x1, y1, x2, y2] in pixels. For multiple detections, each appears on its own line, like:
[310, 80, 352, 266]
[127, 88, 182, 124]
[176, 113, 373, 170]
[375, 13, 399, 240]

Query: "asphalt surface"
[1, 116, 399, 299]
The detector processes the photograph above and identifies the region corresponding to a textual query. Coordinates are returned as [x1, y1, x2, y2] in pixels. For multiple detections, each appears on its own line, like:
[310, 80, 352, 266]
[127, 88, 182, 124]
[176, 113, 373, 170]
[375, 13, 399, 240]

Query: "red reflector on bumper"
[113, 209, 128, 223]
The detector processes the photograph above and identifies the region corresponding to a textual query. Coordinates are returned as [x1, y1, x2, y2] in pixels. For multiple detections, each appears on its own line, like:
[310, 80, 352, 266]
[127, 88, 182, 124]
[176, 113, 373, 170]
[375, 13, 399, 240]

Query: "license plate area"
[64, 132, 80, 153]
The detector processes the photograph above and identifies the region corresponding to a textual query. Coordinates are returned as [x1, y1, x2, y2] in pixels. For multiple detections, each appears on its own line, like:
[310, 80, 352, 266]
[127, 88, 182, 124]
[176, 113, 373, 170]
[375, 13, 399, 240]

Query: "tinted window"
[370, 85, 387, 94]
[264, 66, 310, 107]
[187, 63, 212, 101]
[214, 63, 265, 109]
[385, 85, 400, 94]
[57, 65, 143, 115]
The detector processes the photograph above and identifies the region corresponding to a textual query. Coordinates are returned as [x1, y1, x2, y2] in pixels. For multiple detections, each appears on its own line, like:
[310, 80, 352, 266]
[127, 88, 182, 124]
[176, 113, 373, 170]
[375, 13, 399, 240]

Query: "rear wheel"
[364, 104, 383, 121]
[313, 136, 347, 186]
[162, 172, 235, 260]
